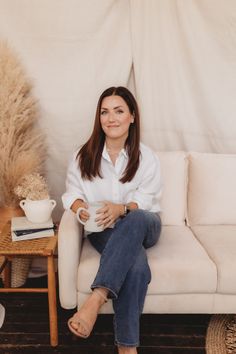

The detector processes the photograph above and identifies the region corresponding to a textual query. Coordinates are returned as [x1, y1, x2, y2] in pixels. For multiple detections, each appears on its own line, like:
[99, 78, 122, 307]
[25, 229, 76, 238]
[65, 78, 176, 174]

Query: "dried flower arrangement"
[0, 41, 46, 208]
[0, 41, 47, 288]
[14, 173, 49, 201]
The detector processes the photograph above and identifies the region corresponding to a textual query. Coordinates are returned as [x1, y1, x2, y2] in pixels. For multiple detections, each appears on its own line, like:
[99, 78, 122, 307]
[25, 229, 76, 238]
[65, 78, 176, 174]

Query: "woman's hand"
[96, 201, 124, 228]
[71, 199, 89, 223]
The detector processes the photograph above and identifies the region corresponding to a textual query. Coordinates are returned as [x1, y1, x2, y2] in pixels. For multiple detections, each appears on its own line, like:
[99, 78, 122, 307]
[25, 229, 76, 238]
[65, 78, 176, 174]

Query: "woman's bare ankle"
[118, 346, 137, 354]
[92, 288, 108, 305]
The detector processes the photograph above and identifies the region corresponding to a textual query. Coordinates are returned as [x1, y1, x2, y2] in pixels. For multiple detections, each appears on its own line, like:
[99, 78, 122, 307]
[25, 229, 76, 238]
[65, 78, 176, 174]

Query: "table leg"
[47, 255, 58, 346]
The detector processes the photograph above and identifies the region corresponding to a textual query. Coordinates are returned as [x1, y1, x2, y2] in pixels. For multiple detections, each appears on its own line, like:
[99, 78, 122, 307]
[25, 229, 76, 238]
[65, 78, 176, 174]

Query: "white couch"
[58, 151, 236, 314]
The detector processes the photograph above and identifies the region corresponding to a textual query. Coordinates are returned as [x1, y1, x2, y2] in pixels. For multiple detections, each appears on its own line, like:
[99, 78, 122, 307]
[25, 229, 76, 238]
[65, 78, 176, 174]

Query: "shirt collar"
[102, 144, 128, 161]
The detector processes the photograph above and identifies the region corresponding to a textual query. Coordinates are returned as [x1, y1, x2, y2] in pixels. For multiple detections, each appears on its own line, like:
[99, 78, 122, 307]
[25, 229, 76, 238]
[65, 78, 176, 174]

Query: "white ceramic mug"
[19, 198, 56, 223]
[76, 202, 104, 232]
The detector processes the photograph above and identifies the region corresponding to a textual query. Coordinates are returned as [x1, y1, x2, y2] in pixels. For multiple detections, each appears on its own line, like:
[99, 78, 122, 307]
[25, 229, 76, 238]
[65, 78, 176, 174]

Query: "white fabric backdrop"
[0, 0, 236, 219]
[131, 0, 236, 152]
[0, 0, 132, 218]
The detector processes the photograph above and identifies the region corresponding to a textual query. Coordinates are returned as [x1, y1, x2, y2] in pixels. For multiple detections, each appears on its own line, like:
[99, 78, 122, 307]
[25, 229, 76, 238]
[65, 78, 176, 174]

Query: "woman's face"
[100, 95, 134, 142]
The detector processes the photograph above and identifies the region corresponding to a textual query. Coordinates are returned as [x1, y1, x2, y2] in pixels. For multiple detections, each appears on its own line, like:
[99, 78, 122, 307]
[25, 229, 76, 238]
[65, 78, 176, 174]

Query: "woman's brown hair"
[77, 86, 140, 183]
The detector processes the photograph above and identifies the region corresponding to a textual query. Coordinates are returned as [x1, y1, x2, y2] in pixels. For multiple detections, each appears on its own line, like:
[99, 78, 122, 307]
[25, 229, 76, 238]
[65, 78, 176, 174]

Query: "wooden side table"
[0, 222, 58, 347]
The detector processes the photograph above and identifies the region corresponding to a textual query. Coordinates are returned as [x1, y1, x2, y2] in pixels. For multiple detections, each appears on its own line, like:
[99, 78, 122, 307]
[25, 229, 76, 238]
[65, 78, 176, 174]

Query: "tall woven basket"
[0, 206, 32, 287]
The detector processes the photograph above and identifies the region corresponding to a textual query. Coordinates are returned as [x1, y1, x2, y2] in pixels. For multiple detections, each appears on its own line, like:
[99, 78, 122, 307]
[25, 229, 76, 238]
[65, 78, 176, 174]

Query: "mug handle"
[50, 199, 57, 210]
[76, 207, 87, 225]
[19, 200, 26, 211]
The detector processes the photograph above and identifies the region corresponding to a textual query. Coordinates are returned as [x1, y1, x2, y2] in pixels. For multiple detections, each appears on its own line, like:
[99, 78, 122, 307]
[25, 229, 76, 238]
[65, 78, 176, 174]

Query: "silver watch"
[123, 204, 131, 216]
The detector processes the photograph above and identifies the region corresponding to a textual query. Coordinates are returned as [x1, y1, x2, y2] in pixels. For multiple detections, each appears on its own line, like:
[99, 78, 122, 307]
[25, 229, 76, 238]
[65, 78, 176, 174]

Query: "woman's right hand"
[71, 199, 89, 223]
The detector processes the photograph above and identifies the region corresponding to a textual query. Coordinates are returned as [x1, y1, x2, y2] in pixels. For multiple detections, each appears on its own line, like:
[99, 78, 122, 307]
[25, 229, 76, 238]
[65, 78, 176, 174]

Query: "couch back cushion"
[187, 152, 236, 225]
[156, 151, 188, 226]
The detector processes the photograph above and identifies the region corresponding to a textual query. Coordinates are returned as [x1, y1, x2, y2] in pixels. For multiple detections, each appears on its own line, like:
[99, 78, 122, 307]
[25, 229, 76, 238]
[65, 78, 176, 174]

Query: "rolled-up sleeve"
[61, 153, 86, 210]
[128, 152, 162, 212]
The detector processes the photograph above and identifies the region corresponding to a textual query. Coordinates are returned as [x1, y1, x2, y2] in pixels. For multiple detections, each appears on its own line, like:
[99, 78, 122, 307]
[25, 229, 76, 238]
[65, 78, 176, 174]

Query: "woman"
[62, 86, 162, 354]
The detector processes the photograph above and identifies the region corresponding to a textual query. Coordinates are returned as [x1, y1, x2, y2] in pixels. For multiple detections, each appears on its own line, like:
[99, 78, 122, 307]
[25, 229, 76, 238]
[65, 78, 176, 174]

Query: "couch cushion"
[77, 226, 217, 295]
[156, 151, 188, 226]
[187, 152, 236, 225]
[191, 225, 236, 294]
[147, 226, 216, 294]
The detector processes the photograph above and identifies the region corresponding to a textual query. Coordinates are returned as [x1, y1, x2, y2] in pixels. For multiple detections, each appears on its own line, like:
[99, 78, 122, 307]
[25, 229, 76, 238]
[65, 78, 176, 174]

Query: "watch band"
[123, 204, 130, 216]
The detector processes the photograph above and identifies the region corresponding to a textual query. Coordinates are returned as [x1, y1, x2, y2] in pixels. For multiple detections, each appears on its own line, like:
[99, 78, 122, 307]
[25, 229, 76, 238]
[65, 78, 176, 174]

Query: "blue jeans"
[87, 209, 162, 347]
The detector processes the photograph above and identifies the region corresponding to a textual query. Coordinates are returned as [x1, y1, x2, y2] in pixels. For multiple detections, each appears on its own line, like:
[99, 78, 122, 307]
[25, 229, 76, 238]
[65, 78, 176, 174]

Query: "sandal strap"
[93, 288, 108, 303]
[68, 315, 91, 338]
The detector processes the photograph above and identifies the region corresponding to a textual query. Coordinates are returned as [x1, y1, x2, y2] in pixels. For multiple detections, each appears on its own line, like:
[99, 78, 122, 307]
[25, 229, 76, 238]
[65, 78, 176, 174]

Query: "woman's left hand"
[96, 201, 124, 228]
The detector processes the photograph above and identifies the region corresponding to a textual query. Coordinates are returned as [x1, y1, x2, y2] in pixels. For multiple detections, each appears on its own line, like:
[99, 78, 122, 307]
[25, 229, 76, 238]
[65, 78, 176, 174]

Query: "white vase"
[19, 198, 56, 223]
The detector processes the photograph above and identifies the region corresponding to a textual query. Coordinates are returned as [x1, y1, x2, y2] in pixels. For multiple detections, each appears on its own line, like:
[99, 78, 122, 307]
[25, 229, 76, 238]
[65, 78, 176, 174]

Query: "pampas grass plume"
[0, 41, 46, 206]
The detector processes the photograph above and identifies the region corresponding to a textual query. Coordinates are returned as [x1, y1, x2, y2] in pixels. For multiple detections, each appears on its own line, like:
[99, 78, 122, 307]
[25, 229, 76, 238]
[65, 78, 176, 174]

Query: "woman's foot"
[68, 288, 108, 338]
[118, 347, 137, 354]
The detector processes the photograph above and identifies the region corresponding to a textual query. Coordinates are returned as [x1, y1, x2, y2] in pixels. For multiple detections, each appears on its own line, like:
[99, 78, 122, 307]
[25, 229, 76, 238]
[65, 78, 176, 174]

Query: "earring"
[131, 113, 135, 123]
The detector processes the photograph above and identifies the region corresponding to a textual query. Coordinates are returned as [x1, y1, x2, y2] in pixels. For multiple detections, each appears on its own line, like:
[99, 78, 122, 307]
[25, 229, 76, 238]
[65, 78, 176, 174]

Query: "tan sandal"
[68, 313, 91, 338]
[67, 288, 108, 338]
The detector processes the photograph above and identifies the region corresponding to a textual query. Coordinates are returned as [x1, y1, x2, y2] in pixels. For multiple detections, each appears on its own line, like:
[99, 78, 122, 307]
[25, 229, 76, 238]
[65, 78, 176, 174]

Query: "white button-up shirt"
[62, 143, 162, 213]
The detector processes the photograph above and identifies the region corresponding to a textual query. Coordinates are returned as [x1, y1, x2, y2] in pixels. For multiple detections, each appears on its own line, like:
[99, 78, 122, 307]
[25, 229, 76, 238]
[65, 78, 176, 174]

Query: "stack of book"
[11, 216, 55, 242]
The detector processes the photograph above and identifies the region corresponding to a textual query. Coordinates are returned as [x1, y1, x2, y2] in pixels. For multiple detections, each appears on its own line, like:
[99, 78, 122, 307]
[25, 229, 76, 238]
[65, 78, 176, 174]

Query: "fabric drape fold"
[0, 0, 235, 220]
[130, 0, 236, 152]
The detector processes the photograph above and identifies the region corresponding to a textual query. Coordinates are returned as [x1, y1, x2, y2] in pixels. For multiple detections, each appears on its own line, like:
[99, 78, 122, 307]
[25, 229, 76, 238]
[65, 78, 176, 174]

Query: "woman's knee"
[125, 209, 153, 224]
[126, 209, 161, 232]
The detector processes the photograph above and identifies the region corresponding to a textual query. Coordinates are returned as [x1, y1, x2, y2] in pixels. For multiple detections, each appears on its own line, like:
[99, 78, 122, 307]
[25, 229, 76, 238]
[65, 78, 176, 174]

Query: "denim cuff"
[91, 285, 118, 299]
[115, 339, 139, 348]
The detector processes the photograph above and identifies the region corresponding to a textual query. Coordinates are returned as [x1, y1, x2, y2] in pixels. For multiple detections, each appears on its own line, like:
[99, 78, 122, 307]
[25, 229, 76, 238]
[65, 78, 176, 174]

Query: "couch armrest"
[58, 209, 83, 309]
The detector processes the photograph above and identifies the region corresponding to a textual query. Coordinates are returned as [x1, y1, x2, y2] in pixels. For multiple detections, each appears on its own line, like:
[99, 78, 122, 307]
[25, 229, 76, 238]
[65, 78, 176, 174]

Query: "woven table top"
[0, 222, 58, 256]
